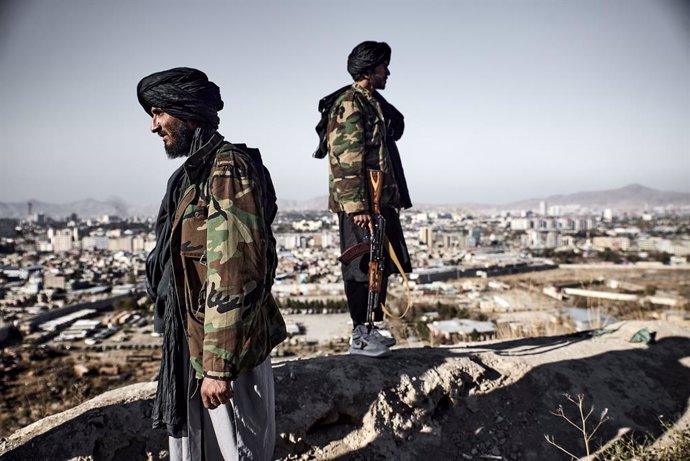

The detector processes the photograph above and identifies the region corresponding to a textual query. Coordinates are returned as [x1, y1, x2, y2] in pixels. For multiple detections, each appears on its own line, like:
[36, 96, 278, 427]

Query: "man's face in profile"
[150, 107, 195, 159]
[368, 61, 390, 90]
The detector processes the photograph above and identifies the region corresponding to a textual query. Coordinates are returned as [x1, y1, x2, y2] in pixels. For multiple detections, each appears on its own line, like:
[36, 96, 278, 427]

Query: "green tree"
[644, 285, 657, 296]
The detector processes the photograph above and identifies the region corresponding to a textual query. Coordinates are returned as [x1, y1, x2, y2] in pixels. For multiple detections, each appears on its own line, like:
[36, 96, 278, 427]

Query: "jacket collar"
[352, 83, 384, 121]
[352, 82, 374, 99]
[170, 131, 224, 230]
[182, 131, 225, 180]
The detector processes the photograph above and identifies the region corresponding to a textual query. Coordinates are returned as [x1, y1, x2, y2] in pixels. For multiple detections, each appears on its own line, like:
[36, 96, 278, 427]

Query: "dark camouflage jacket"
[171, 132, 286, 380]
[326, 83, 402, 214]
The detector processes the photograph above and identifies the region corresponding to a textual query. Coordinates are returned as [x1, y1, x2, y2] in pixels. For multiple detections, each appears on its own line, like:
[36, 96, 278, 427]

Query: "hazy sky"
[1, 0, 688, 206]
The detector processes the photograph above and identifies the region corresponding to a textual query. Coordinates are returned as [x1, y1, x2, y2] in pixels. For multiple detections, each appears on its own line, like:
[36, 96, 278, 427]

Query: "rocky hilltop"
[1, 320, 689, 461]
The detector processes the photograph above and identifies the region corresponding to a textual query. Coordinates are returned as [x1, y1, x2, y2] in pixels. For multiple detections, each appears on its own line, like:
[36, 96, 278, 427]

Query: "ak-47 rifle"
[336, 170, 386, 326]
[338, 170, 413, 325]
[365, 170, 385, 328]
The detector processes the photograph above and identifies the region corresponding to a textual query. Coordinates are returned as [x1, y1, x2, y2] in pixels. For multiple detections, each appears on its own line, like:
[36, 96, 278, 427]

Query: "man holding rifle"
[316, 41, 413, 357]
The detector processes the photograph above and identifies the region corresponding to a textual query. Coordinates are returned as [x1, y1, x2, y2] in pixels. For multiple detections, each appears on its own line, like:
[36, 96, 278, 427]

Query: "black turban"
[137, 67, 224, 129]
[347, 41, 391, 81]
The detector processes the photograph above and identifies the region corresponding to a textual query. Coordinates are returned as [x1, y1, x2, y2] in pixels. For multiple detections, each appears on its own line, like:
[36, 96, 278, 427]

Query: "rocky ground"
[1, 320, 688, 461]
[273, 320, 690, 460]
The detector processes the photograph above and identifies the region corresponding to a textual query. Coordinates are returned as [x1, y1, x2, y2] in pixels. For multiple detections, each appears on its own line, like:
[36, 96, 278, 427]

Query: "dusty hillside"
[1, 320, 688, 461]
[273, 320, 690, 460]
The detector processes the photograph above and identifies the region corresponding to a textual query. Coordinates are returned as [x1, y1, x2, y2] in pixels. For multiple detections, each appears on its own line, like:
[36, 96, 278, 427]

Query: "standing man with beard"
[315, 41, 413, 357]
[139, 67, 286, 460]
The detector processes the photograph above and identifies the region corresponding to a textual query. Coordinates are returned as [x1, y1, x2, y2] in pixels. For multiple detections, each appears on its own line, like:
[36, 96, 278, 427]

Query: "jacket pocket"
[180, 205, 207, 257]
[180, 204, 207, 324]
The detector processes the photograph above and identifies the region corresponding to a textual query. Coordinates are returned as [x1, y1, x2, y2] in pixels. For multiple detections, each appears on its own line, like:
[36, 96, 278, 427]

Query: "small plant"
[544, 393, 610, 460]
[601, 417, 690, 461]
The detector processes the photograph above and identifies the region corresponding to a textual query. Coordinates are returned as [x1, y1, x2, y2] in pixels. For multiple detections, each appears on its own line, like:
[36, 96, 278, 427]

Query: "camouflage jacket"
[170, 132, 286, 380]
[326, 83, 402, 213]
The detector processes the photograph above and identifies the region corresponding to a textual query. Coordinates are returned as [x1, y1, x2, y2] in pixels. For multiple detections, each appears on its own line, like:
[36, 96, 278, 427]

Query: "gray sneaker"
[349, 324, 390, 357]
[368, 326, 396, 348]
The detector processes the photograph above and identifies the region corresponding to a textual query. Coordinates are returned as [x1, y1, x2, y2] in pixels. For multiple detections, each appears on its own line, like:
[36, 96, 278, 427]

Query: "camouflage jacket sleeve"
[203, 150, 267, 380]
[327, 95, 369, 214]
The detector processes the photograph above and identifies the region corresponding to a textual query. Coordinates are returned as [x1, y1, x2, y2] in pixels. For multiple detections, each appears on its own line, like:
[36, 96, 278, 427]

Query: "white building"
[50, 229, 74, 252]
[108, 236, 133, 253]
[81, 235, 109, 251]
[592, 236, 631, 251]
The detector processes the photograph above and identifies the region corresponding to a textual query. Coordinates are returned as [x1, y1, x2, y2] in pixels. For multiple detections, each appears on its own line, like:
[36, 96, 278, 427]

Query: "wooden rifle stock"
[338, 241, 370, 264]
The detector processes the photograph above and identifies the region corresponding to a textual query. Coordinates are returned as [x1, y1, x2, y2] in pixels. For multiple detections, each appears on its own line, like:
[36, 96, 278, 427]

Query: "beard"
[164, 122, 196, 159]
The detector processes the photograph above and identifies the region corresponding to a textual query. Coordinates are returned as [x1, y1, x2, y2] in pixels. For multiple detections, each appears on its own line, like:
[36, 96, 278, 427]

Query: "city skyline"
[1, 0, 688, 206]
[1, 181, 690, 215]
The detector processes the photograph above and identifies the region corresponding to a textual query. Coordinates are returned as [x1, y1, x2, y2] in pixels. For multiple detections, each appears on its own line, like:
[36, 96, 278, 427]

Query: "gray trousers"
[169, 357, 276, 461]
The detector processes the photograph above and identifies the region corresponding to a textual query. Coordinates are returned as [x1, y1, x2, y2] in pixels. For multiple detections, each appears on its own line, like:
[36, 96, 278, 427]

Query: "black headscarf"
[137, 67, 224, 129]
[347, 41, 391, 81]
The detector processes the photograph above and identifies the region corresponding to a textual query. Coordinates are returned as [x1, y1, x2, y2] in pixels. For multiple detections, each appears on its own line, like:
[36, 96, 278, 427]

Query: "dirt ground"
[274, 320, 690, 461]
[0, 320, 688, 461]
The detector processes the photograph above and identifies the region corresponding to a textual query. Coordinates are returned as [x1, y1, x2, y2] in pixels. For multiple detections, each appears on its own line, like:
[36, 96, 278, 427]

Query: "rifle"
[366, 169, 385, 328]
[338, 170, 412, 324]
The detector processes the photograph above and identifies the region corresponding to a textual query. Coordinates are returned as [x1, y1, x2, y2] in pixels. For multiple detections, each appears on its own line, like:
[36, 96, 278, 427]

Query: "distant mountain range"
[1, 184, 688, 219]
[277, 197, 329, 211]
[504, 184, 690, 211]
[276, 184, 690, 212]
[0, 198, 159, 220]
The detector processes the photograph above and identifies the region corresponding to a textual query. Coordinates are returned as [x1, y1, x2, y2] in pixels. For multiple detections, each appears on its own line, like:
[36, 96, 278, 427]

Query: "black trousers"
[344, 277, 388, 325]
[338, 208, 411, 326]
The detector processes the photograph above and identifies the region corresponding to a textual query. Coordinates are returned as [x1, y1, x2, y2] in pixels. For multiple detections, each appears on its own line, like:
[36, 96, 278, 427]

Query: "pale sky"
[1, 0, 688, 207]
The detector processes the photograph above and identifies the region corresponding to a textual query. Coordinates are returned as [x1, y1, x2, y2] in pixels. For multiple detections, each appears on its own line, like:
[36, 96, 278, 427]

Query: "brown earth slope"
[1, 320, 688, 461]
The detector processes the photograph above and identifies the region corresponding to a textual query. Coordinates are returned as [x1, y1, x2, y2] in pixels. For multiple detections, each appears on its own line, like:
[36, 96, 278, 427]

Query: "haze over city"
[1, 0, 688, 207]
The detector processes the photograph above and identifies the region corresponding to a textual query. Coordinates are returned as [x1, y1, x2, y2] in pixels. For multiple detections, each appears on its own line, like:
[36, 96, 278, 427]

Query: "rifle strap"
[380, 238, 412, 320]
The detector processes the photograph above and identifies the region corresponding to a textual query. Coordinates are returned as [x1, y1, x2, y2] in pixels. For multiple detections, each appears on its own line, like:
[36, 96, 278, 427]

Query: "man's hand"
[201, 378, 233, 410]
[353, 213, 374, 236]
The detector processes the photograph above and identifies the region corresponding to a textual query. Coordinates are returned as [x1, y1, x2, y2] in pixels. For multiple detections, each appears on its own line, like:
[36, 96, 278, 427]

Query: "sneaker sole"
[348, 346, 391, 358]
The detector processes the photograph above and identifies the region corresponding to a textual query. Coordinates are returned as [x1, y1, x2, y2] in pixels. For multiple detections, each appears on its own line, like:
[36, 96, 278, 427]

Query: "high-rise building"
[419, 226, 433, 246]
[319, 232, 334, 248]
[51, 229, 73, 252]
[545, 231, 560, 249]
[82, 235, 109, 250]
[108, 236, 133, 253]
[132, 236, 146, 252]
[466, 228, 481, 247]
